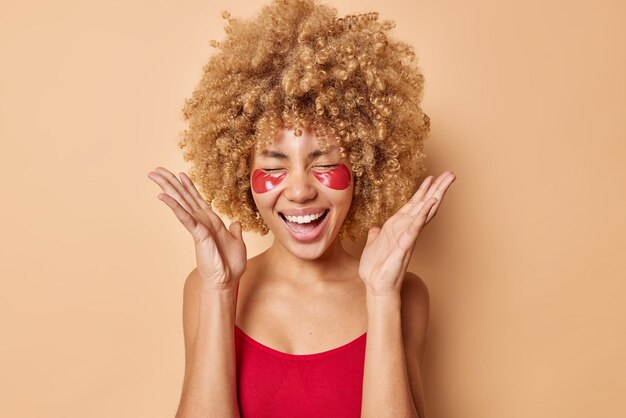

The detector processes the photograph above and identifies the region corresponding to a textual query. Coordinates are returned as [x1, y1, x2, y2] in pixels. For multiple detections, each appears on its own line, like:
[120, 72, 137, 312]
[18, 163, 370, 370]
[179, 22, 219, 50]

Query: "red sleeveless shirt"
[234, 325, 367, 417]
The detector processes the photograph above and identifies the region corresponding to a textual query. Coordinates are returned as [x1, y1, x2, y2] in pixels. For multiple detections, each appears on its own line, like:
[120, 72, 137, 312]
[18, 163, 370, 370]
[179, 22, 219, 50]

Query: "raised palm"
[359, 171, 455, 294]
[148, 167, 247, 290]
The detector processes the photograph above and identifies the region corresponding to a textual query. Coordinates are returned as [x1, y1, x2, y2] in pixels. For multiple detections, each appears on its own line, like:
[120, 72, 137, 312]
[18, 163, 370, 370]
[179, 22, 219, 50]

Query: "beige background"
[1, 0, 624, 417]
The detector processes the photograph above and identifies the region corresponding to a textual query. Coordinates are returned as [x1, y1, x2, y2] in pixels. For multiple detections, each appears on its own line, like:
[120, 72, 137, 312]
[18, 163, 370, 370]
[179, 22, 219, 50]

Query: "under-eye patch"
[312, 163, 352, 190]
[251, 163, 352, 193]
[251, 169, 287, 193]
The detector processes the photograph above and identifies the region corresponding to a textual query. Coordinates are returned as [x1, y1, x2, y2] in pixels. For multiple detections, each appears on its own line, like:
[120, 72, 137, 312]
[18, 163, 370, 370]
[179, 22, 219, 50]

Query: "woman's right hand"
[148, 167, 247, 292]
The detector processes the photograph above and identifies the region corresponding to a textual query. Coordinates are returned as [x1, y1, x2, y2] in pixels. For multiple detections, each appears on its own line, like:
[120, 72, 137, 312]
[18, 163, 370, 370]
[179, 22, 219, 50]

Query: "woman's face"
[250, 127, 354, 259]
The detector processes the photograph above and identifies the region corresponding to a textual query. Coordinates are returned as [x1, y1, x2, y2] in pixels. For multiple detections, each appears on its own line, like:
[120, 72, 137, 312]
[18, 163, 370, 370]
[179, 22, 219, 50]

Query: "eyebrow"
[259, 148, 334, 160]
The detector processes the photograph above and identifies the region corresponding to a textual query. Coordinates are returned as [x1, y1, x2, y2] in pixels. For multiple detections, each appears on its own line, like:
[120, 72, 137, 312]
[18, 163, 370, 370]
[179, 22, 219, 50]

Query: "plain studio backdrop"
[1, 0, 624, 417]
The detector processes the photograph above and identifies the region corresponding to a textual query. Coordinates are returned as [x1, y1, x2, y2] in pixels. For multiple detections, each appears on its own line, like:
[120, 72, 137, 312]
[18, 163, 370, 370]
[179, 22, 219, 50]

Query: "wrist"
[364, 283, 401, 299]
[199, 284, 238, 300]
[198, 286, 238, 319]
[365, 289, 401, 308]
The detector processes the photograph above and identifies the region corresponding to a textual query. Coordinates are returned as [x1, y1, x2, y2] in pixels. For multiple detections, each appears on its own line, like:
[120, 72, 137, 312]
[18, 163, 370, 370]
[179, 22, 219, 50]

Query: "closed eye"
[261, 164, 337, 172]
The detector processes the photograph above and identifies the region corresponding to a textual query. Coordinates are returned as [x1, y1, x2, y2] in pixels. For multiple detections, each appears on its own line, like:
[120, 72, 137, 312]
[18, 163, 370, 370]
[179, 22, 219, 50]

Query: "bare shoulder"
[181, 268, 203, 366]
[400, 271, 430, 363]
[182, 267, 204, 314]
[183, 267, 201, 295]
[401, 271, 429, 305]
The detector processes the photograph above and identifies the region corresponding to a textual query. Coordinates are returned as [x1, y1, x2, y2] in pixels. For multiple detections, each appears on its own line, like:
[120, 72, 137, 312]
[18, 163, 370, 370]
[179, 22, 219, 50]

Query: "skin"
[249, 127, 357, 278]
[359, 171, 454, 295]
[233, 128, 366, 354]
[147, 127, 456, 415]
[251, 163, 351, 193]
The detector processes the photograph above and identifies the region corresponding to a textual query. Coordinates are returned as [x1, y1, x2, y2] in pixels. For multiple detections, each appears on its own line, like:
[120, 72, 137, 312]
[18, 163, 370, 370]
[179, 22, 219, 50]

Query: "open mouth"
[279, 209, 330, 236]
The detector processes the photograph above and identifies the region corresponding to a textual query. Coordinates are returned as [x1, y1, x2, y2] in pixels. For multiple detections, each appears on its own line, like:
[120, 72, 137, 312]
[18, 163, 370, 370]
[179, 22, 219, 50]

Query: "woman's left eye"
[262, 165, 337, 172]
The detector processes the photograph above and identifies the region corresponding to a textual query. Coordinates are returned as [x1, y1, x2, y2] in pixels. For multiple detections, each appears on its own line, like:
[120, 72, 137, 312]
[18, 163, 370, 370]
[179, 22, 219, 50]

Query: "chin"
[283, 241, 332, 260]
[271, 210, 344, 258]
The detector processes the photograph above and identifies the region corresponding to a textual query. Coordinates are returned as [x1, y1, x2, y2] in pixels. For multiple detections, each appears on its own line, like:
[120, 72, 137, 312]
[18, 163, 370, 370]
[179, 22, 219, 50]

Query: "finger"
[228, 220, 243, 241]
[409, 171, 453, 217]
[177, 171, 228, 232]
[423, 171, 453, 203]
[406, 196, 438, 238]
[179, 172, 211, 210]
[155, 167, 201, 212]
[148, 171, 194, 214]
[152, 167, 199, 213]
[157, 193, 202, 237]
[425, 173, 456, 222]
[178, 172, 232, 233]
[399, 175, 433, 215]
[365, 226, 381, 246]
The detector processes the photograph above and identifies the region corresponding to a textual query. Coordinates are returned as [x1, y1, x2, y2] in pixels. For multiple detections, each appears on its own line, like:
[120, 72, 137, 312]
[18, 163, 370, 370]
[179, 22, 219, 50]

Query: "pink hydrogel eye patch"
[251, 169, 287, 193]
[312, 163, 352, 190]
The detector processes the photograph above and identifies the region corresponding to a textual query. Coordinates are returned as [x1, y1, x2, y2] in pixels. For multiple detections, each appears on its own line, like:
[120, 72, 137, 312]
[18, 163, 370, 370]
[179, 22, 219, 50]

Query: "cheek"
[312, 163, 352, 190]
[251, 169, 286, 193]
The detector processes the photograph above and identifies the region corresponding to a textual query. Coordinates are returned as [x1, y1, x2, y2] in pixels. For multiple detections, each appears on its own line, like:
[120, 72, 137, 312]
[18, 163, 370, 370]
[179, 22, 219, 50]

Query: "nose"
[283, 170, 318, 203]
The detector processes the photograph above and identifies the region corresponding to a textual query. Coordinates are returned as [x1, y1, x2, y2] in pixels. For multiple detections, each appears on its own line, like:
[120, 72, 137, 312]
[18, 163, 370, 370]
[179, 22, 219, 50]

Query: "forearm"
[361, 293, 419, 418]
[176, 288, 240, 418]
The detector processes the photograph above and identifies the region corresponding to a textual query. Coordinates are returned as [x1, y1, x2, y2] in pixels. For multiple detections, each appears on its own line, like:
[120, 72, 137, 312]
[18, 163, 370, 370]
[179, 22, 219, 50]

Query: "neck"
[264, 237, 357, 286]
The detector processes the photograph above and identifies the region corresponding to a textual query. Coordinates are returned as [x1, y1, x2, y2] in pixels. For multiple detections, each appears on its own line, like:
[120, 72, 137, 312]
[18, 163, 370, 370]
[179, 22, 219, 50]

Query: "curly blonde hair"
[178, 0, 430, 241]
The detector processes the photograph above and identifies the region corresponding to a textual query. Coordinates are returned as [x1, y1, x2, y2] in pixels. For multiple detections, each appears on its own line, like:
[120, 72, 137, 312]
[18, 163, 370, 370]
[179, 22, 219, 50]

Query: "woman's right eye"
[262, 168, 284, 172]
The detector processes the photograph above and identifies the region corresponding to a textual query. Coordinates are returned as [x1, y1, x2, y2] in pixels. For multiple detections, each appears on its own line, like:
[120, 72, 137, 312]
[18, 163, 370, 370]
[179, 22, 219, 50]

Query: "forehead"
[253, 128, 341, 158]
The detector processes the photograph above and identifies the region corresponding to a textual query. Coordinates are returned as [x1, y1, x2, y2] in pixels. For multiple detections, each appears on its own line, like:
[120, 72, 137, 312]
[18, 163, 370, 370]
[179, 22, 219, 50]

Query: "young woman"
[148, 1, 455, 417]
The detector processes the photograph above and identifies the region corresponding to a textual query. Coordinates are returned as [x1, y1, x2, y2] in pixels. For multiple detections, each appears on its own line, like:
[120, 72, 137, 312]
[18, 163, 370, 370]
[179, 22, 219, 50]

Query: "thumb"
[229, 221, 243, 240]
[366, 226, 381, 246]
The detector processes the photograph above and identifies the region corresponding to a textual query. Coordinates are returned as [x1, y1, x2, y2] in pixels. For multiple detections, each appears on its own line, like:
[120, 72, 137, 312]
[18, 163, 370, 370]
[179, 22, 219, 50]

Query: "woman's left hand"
[359, 171, 456, 296]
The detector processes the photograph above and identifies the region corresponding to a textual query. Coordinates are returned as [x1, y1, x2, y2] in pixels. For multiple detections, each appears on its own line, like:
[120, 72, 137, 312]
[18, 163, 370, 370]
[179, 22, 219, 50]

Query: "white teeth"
[283, 211, 326, 224]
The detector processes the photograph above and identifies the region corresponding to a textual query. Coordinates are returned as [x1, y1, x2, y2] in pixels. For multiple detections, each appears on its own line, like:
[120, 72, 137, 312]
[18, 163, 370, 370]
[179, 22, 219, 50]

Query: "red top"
[234, 325, 367, 417]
